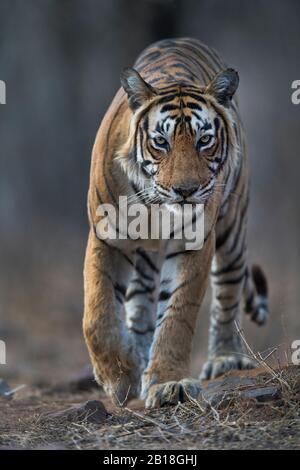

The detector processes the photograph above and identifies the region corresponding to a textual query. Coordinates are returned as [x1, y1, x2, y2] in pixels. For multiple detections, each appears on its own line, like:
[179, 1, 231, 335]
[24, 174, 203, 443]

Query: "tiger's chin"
[165, 200, 204, 214]
[165, 201, 186, 214]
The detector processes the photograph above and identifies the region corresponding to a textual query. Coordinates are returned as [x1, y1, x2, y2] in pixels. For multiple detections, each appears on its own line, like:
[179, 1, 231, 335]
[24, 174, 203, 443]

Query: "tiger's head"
[118, 67, 239, 208]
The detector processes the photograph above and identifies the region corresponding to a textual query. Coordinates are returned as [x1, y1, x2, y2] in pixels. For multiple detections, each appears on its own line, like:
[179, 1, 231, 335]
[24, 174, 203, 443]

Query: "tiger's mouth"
[157, 190, 214, 206]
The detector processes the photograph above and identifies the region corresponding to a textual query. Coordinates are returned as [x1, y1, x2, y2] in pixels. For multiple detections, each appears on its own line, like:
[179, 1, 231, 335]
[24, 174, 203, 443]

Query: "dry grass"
[1, 364, 300, 450]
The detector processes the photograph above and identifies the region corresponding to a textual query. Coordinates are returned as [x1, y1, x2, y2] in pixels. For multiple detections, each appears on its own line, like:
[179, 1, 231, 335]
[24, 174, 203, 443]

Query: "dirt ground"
[2, 238, 298, 450]
[1, 365, 300, 450]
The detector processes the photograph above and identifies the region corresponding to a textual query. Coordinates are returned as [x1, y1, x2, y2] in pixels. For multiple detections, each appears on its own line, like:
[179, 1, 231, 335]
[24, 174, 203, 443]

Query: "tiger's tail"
[243, 265, 269, 325]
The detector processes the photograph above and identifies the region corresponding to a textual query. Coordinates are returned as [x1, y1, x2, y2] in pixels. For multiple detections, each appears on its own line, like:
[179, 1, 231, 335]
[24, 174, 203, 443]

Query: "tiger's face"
[119, 68, 239, 208]
[141, 97, 221, 206]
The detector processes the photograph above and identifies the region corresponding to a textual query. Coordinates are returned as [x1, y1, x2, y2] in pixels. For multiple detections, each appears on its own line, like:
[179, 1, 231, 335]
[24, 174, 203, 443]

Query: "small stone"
[241, 386, 281, 402]
[201, 373, 281, 408]
[37, 400, 108, 425]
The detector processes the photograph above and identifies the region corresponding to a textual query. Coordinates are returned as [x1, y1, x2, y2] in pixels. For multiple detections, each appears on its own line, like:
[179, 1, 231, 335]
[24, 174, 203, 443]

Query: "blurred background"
[0, 0, 299, 385]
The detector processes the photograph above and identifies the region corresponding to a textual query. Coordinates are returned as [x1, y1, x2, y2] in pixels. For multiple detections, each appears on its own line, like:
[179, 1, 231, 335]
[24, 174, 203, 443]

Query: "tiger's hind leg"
[244, 264, 269, 325]
[201, 197, 258, 380]
[125, 248, 160, 376]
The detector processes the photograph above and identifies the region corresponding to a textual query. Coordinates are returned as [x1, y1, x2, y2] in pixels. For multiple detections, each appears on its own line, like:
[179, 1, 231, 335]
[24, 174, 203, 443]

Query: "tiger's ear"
[206, 68, 239, 107]
[120, 67, 157, 111]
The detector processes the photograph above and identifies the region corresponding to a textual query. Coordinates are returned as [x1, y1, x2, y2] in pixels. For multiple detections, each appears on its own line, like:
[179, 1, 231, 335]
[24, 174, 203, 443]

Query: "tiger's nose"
[173, 184, 199, 198]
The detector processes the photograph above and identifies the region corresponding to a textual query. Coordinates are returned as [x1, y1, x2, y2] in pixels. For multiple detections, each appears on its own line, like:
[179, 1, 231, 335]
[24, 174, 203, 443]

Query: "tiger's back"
[135, 38, 226, 87]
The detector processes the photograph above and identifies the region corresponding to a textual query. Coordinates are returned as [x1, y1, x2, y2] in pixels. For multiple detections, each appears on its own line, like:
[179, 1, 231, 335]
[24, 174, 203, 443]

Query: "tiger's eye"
[154, 136, 168, 146]
[199, 134, 212, 144]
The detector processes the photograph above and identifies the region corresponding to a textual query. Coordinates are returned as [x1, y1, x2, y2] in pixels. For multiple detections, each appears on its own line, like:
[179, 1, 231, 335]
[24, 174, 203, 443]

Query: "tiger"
[83, 37, 269, 409]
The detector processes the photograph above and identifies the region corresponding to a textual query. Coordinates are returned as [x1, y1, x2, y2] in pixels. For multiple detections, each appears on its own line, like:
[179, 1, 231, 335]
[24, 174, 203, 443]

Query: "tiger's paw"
[103, 375, 140, 406]
[200, 355, 256, 381]
[145, 378, 202, 409]
[94, 362, 140, 407]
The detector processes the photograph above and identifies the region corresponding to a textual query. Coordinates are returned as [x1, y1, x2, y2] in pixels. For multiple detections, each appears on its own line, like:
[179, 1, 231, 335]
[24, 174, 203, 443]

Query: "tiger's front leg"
[142, 233, 214, 408]
[83, 230, 140, 405]
[125, 248, 160, 376]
